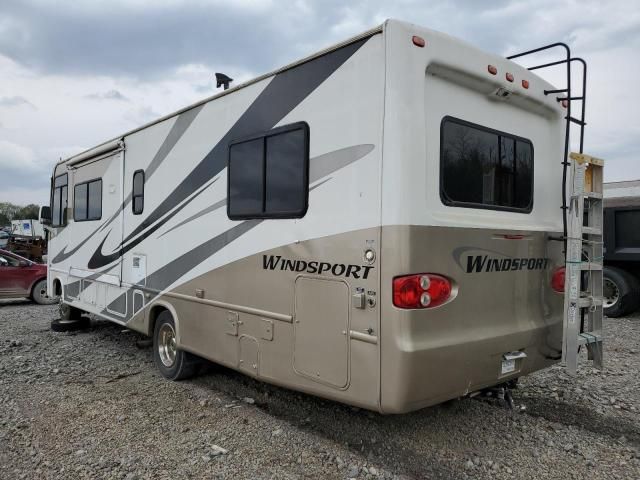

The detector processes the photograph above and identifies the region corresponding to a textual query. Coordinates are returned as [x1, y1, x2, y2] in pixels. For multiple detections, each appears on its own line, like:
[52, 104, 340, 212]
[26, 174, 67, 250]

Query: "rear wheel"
[603, 266, 640, 318]
[153, 311, 200, 380]
[31, 279, 58, 305]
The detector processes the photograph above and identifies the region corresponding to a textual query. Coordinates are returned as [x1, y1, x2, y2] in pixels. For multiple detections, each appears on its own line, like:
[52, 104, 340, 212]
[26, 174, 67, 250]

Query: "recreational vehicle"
[43, 20, 581, 413]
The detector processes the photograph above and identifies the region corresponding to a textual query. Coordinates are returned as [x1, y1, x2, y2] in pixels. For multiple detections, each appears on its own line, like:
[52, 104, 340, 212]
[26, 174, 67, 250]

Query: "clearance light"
[522, 79, 530, 89]
[412, 36, 426, 47]
[393, 274, 453, 309]
[551, 267, 565, 293]
[506, 72, 514, 82]
[561, 99, 569, 108]
[488, 65, 498, 75]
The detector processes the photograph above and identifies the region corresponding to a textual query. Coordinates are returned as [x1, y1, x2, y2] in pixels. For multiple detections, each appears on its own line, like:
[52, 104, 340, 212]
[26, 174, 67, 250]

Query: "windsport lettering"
[466, 256, 550, 273]
[263, 255, 374, 279]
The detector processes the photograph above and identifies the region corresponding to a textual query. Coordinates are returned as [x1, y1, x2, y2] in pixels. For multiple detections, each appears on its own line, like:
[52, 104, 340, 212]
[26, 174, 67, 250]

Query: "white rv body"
[46, 20, 566, 413]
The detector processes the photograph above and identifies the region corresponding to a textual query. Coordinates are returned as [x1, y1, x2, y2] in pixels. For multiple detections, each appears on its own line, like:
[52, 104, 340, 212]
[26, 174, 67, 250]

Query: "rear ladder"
[562, 152, 604, 374]
[507, 43, 604, 373]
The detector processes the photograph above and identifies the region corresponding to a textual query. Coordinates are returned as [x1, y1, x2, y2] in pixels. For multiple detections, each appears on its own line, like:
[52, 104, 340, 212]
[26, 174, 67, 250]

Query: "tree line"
[0, 202, 41, 226]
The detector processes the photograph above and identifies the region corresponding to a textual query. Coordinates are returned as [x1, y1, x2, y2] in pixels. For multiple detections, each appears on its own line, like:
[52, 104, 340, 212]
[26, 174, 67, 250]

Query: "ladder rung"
[577, 296, 603, 308]
[567, 116, 586, 126]
[582, 226, 602, 235]
[545, 88, 569, 94]
[583, 191, 603, 200]
[577, 332, 602, 347]
[579, 262, 602, 271]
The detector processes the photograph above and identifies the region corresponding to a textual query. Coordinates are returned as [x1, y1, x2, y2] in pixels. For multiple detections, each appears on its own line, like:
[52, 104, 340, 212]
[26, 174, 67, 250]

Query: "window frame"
[439, 116, 534, 214]
[73, 178, 103, 222]
[51, 173, 68, 227]
[227, 122, 310, 220]
[132, 169, 145, 215]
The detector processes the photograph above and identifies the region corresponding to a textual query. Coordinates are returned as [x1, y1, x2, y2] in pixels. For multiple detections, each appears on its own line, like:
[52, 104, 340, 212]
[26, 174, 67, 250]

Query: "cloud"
[0, 95, 35, 108]
[84, 89, 130, 102]
[0, 0, 637, 201]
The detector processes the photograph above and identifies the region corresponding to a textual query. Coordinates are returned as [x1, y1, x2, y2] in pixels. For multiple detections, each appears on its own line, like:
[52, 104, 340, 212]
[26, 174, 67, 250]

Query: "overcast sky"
[0, 0, 638, 206]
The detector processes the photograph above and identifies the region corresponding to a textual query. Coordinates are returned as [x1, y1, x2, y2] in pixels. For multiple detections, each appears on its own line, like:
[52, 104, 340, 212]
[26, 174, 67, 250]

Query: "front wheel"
[153, 311, 200, 380]
[31, 279, 58, 305]
[603, 266, 640, 318]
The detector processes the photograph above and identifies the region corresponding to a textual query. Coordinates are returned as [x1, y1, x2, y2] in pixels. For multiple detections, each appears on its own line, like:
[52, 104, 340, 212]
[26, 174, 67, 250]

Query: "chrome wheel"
[158, 323, 177, 367]
[603, 277, 620, 309]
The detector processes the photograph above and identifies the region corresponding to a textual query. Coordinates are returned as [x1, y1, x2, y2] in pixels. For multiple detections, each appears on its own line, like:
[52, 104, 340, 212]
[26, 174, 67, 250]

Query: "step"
[577, 331, 602, 347]
[582, 226, 602, 235]
[579, 262, 603, 271]
[577, 296, 603, 308]
[583, 191, 603, 200]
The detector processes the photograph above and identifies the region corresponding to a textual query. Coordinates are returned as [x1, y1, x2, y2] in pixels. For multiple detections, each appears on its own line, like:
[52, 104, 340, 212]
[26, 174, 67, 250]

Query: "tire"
[51, 317, 91, 332]
[31, 279, 58, 305]
[603, 266, 640, 318]
[153, 311, 200, 381]
[59, 301, 83, 320]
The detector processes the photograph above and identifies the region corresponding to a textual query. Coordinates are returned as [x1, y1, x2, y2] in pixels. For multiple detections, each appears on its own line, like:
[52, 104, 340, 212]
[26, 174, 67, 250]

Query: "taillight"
[412, 35, 426, 48]
[393, 274, 453, 309]
[551, 267, 565, 293]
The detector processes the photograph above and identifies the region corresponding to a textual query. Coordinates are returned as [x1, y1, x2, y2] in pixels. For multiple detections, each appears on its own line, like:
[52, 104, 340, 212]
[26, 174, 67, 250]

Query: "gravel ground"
[1, 299, 639, 480]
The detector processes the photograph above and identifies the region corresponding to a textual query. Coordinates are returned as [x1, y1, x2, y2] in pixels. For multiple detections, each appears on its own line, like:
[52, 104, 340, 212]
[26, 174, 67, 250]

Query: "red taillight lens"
[393, 274, 453, 309]
[551, 267, 565, 293]
[412, 35, 426, 48]
[521, 79, 530, 89]
[488, 65, 498, 75]
[506, 72, 514, 82]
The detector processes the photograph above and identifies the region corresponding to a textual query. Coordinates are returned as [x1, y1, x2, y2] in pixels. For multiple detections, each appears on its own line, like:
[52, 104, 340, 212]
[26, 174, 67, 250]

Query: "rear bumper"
[379, 320, 561, 413]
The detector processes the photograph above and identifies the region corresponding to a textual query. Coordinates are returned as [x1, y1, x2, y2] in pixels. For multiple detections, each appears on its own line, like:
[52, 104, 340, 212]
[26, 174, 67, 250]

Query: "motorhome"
[44, 20, 580, 413]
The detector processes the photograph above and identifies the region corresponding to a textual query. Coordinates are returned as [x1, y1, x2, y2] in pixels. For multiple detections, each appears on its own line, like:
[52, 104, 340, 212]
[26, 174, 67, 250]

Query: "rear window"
[440, 117, 533, 212]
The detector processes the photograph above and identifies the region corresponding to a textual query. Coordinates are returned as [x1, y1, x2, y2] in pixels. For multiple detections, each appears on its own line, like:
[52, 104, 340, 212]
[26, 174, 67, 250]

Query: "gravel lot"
[1, 300, 639, 480]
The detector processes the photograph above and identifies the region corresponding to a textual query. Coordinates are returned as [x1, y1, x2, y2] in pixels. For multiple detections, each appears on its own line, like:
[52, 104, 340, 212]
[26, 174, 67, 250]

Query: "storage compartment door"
[294, 277, 349, 388]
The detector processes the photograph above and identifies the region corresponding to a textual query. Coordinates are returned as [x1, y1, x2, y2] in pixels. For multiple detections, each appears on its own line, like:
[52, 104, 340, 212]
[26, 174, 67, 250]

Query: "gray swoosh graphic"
[53, 106, 205, 263]
[157, 144, 374, 239]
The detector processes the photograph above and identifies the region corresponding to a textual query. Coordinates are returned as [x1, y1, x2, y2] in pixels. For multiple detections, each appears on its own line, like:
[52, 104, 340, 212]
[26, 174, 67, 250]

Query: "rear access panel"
[294, 277, 350, 388]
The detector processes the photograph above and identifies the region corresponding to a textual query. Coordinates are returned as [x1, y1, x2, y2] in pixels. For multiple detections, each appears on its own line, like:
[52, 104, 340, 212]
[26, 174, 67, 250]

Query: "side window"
[0, 254, 19, 267]
[74, 179, 103, 221]
[227, 122, 309, 219]
[51, 173, 68, 227]
[440, 117, 533, 212]
[132, 170, 145, 215]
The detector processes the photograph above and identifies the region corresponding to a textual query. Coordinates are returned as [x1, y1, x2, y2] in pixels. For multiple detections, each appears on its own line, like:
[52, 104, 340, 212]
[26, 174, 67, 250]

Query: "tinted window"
[74, 179, 102, 221]
[229, 138, 264, 217]
[88, 180, 102, 220]
[51, 173, 68, 227]
[228, 122, 308, 219]
[266, 129, 306, 215]
[132, 170, 145, 215]
[441, 117, 533, 211]
[74, 183, 88, 221]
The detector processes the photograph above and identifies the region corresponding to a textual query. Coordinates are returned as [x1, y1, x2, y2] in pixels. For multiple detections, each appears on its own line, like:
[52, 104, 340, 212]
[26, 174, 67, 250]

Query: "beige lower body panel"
[137, 224, 563, 413]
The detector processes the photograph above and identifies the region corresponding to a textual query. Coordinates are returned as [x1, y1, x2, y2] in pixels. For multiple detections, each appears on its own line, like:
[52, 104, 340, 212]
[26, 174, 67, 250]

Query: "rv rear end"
[378, 21, 566, 413]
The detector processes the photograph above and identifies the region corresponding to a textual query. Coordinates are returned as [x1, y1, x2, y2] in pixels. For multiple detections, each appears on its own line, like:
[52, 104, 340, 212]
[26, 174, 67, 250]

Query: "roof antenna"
[215, 72, 233, 90]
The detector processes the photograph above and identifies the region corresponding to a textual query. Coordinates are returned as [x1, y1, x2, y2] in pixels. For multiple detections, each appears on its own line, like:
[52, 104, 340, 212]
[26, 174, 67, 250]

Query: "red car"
[0, 249, 57, 304]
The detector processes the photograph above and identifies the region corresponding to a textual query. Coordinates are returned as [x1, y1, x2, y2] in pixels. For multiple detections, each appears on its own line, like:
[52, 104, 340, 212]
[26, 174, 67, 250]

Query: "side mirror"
[18, 260, 30, 267]
[40, 205, 52, 225]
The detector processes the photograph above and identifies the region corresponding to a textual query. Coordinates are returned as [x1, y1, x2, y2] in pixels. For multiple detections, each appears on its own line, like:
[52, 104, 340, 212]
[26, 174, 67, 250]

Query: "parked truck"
[602, 180, 640, 317]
